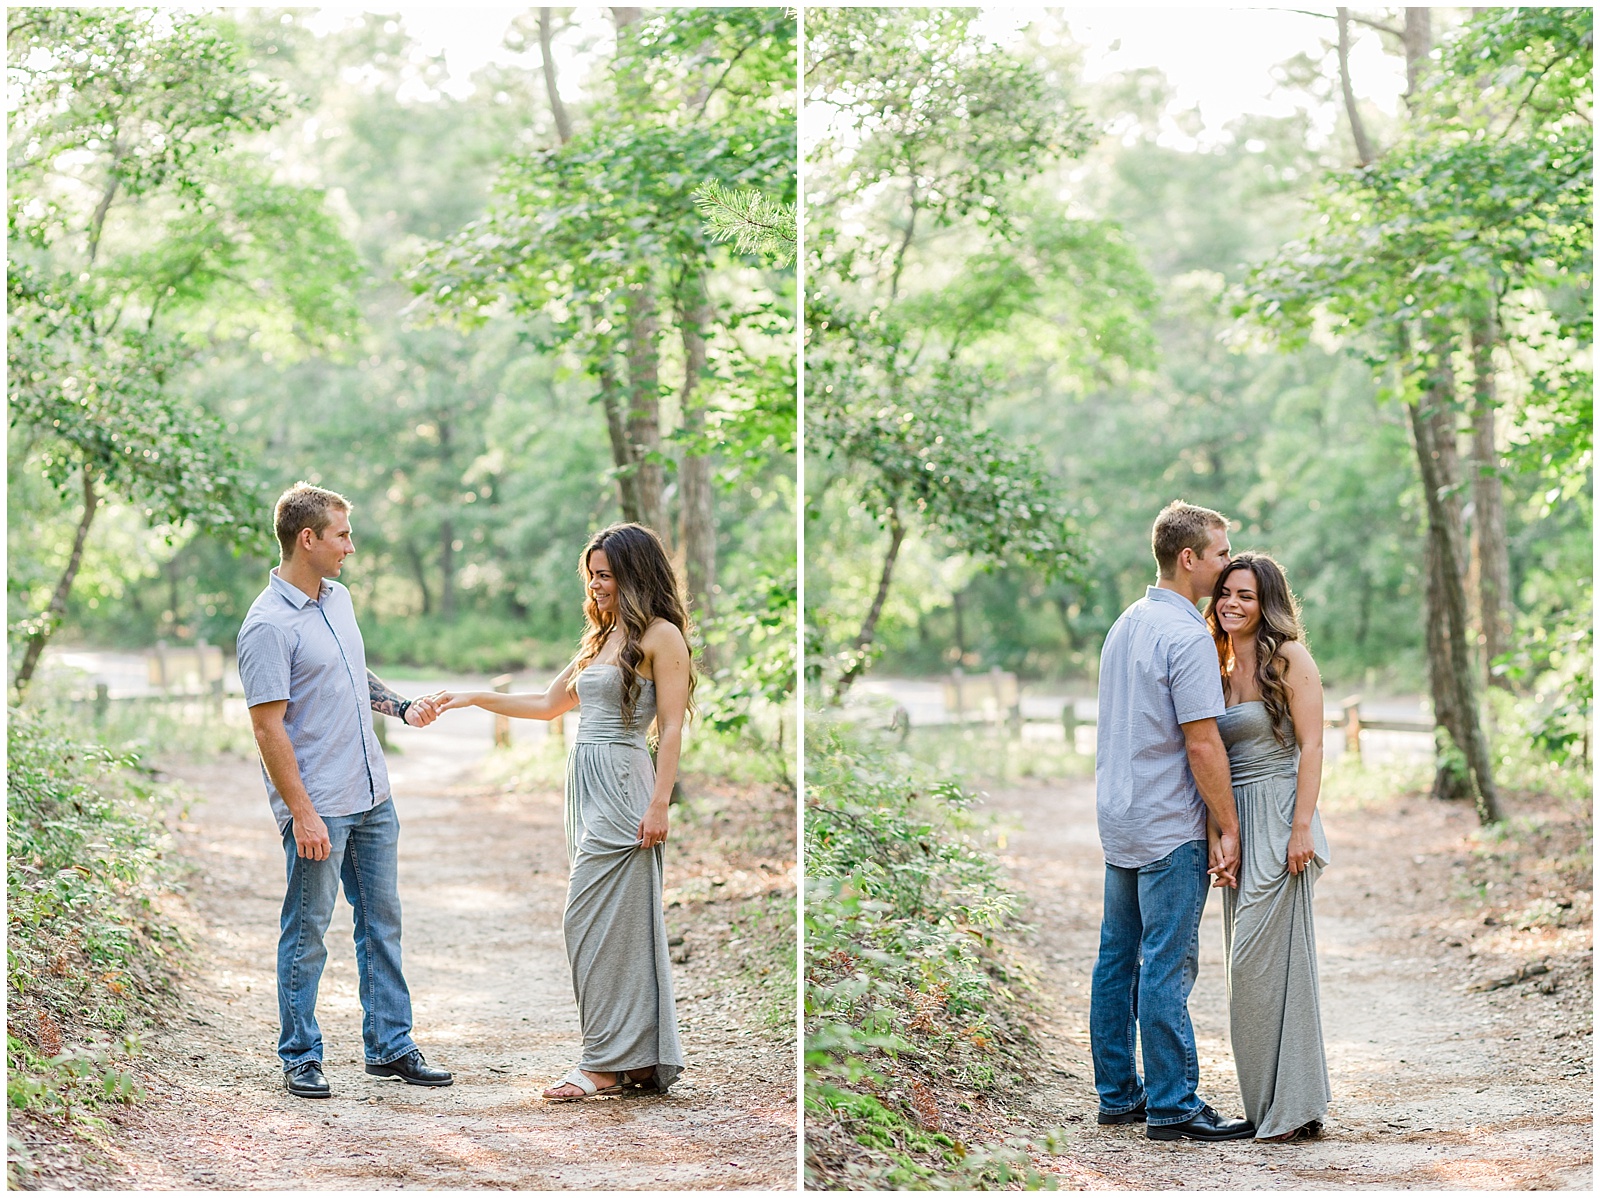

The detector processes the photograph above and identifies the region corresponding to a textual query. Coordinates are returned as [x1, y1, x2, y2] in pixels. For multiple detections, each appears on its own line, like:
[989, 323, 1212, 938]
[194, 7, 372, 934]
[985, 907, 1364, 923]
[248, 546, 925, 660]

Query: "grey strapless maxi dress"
[563, 664, 684, 1091]
[1218, 701, 1330, 1138]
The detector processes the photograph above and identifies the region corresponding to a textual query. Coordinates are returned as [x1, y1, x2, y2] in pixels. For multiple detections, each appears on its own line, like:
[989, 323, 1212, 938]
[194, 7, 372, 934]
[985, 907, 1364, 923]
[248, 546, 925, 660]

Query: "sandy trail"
[96, 715, 796, 1190]
[983, 776, 1592, 1191]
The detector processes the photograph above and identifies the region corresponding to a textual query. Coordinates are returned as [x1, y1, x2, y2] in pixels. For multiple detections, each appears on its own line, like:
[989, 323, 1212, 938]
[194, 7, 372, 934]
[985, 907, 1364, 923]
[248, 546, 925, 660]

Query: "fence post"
[951, 666, 965, 725]
[372, 709, 388, 750]
[1342, 695, 1363, 761]
[94, 682, 110, 724]
[1061, 699, 1078, 749]
[492, 674, 513, 749]
[153, 640, 170, 693]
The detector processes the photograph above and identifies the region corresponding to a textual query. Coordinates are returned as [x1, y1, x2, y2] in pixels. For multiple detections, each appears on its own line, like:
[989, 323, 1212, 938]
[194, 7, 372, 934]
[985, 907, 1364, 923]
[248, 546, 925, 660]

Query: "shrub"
[805, 722, 1052, 1189]
[6, 709, 183, 1183]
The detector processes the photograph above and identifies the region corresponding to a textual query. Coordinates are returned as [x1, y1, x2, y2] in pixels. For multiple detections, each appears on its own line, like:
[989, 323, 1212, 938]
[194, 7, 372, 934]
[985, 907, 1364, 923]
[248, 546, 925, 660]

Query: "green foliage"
[810, 305, 1084, 583]
[6, 709, 180, 1155]
[805, 724, 1051, 1188]
[1497, 581, 1593, 767]
[6, 7, 365, 688]
[694, 180, 797, 267]
[806, 10, 1133, 695]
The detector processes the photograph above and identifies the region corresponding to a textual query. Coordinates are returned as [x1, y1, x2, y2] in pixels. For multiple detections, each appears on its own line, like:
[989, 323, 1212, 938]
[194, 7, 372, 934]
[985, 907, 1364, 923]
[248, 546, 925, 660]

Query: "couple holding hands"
[238, 483, 691, 1103]
[1093, 500, 1331, 1143]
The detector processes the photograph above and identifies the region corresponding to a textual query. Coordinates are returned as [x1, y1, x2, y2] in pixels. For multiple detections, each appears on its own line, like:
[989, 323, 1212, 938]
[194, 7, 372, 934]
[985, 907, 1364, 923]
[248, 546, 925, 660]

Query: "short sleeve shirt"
[236, 570, 391, 832]
[1095, 586, 1226, 868]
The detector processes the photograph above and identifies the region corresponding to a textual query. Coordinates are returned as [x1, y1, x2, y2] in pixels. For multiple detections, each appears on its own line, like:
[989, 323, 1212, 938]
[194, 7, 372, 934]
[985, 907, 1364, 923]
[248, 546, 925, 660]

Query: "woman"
[437, 523, 693, 1100]
[1205, 553, 1330, 1142]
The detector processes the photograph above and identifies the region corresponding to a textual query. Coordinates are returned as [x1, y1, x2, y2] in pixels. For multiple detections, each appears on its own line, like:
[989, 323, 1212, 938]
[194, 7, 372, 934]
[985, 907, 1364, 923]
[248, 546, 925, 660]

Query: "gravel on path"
[981, 776, 1592, 1191]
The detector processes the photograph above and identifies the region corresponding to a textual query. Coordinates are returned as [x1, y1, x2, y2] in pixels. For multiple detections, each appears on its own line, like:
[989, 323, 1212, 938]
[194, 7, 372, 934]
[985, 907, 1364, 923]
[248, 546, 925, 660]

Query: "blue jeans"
[277, 798, 416, 1070]
[1089, 838, 1209, 1125]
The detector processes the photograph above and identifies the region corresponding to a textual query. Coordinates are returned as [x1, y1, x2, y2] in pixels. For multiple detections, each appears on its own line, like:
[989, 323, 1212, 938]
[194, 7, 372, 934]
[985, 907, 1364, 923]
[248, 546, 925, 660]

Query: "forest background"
[804, 6, 1589, 1187]
[7, 6, 796, 1173]
[10, 6, 797, 698]
[805, 6, 1590, 719]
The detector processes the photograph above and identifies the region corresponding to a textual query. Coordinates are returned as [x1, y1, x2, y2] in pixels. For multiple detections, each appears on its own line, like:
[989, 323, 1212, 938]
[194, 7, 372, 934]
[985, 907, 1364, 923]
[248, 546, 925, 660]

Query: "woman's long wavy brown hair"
[566, 523, 696, 729]
[1206, 553, 1304, 748]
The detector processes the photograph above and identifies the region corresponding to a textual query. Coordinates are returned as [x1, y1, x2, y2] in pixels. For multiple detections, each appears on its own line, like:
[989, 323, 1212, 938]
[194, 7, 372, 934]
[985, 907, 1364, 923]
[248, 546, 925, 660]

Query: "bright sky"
[306, 6, 1409, 140]
[979, 6, 1409, 148]
[303, 6, 616, 101]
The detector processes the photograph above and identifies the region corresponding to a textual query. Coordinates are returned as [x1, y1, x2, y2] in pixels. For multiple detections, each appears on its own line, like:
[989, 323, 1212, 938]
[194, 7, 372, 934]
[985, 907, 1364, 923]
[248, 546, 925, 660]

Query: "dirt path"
[95, 718, 796, 1190]
[983, 776, 1592, 1191]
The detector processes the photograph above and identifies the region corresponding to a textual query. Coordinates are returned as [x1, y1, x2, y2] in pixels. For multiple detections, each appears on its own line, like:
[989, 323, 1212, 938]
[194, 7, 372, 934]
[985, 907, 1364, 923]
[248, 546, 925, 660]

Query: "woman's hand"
[432, 690, 478, 712]
[637, 800, 670, 849]
[1206, 819, 1236, 889]
[1286, 825, 1316, 875]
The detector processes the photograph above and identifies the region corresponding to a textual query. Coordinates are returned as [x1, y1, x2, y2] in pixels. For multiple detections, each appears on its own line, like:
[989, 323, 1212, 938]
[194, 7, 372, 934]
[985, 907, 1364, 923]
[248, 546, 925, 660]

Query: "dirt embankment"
[981, 775, 1591, 1191]
[15, 723, 797, 1191]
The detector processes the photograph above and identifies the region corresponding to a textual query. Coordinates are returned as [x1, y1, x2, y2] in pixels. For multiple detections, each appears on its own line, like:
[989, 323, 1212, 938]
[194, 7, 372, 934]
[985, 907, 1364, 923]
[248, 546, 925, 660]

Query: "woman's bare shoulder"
[1277, 639, 1320, 677]
[641, 618, 689, 655]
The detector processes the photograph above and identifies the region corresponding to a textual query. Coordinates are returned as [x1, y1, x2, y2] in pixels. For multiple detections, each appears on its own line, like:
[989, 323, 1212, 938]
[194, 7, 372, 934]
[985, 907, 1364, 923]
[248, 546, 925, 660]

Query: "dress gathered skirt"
[563, 664, 683, 1091]
[1218, 701, 1330, 1138]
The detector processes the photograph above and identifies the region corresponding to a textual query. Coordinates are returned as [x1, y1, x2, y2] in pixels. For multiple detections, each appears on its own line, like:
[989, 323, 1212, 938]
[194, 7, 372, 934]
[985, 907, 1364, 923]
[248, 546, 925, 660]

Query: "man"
[237, 482, 453, 1099]
[1089, 500, 1253, 1141]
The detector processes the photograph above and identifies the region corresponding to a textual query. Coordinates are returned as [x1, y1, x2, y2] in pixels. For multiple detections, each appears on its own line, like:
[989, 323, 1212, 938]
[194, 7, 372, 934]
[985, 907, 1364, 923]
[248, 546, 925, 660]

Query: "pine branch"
[692, 180, 796, 267]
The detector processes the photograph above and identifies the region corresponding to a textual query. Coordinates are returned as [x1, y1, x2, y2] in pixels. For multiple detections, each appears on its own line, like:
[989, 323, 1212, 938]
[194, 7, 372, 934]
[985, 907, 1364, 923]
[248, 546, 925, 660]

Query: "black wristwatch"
[398, 699, 413, 724]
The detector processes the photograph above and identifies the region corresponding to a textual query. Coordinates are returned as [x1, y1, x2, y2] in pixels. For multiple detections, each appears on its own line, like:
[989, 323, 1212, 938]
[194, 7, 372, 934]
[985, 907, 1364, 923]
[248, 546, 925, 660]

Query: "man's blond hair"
[1152, 500, 1228, 578]
[274, 483, 351, 558]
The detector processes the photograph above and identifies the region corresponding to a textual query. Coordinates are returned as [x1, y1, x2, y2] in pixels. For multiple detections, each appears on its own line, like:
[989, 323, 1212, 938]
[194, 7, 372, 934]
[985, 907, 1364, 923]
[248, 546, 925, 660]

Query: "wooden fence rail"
[901, 680, 1434, 764]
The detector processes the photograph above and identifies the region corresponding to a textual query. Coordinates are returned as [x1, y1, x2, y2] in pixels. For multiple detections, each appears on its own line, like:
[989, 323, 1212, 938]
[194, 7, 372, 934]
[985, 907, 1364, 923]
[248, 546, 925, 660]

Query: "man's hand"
[404, 693, 443, 727]
[1208, 828, 1240, 889]
[293, 811, 332, 861]
[637, 800, 670, 849]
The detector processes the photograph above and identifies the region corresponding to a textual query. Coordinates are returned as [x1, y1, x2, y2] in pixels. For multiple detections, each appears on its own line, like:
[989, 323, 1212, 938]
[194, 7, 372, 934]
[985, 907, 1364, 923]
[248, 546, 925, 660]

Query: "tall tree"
[1244, 7, 1592, 823]
[7, 8, 361, 696]
[416, 8, 795, 628]
[804, 8, 1152, 697]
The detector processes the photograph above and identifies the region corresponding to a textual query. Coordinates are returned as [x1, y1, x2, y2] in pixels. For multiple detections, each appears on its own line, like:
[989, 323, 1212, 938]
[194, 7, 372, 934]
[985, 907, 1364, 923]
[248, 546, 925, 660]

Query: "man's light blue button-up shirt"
[1095, 585, 1226, 869]
[237, 570, 390, 833]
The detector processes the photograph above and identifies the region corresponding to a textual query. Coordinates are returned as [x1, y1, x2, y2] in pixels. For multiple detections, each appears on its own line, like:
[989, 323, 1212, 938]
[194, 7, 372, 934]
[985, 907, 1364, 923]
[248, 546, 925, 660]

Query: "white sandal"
[543, 1067, 623, 1101]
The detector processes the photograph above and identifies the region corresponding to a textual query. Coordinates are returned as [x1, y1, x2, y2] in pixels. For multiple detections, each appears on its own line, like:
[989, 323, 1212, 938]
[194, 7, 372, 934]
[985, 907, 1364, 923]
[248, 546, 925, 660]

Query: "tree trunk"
[676, 270, 717, 643]
[1468, 308, 1513, 688]
[1412, 332, 1475, 802]
[834, 511, 906, 701]
[15, 465, 99, 699]
[624, 280, 666, 536]
[440, 517, 456, 621]
[597, 359, 640, 522]
[1336, 9, 1376, 165]
[406, 541, 433, 616]
[1407, 333, 1503, 824]
[1402, 8, 1433, 105]
[538, 9, 573, 145]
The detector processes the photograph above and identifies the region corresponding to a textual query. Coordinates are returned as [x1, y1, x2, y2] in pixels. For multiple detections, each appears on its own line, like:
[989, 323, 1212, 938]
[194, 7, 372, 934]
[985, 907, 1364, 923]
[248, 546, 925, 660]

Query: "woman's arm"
[1282, 641, 1324, 875]
[436, 661, 580, 722]
[637, 622, 691, 848]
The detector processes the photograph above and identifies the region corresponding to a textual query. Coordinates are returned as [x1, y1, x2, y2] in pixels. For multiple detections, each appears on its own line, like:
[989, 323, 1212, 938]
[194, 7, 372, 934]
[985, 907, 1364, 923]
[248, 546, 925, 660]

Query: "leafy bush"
[805, 723, 1053, 1189]
[6, 709, 183, 1182]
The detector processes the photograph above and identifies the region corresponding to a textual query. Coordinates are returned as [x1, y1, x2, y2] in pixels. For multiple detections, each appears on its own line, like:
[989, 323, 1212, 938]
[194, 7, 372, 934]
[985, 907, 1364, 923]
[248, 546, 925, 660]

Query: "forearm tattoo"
[368, 670, 407, 719]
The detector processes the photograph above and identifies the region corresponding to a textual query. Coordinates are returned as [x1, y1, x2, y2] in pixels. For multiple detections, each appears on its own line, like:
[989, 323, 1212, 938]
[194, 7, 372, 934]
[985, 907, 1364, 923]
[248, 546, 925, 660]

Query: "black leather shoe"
[365, 1049, 453, 1087]
[284, 1061, 330, 1098]
[1147, 1103, 1254, 1141]
[1098, 1100, 1147, 1125]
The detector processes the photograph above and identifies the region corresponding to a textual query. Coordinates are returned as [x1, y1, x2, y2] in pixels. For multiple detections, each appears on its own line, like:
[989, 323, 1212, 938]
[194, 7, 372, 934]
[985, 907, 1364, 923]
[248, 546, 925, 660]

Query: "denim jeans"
[278, 798, 416, 1070]
[1089, 838, 1209, 1125]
